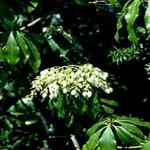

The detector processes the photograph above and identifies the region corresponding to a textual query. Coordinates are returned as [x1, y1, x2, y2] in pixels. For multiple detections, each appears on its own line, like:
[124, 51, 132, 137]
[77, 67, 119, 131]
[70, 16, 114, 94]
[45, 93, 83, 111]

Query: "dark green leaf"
[101, 98, 118, 107]
[0, 47, 6, 62]
[16, 31, 30, 64]
[83, 127, 105, 150]
[114, 126, 138, 145]
[87, 120, 106, 136]
[23, 36, 41, 71]
[99, 126, 117, 150]
[115, 116, 150, 128]
[116, 122, 144, 139]
[5, 32, 20, 65]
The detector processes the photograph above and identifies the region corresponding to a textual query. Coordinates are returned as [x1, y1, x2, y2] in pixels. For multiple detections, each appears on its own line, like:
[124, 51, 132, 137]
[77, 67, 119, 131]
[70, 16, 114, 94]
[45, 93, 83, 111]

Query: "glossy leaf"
[23, 36, 41, 71]
[114, 0, 131, 42]
[125, 0, 140, 44]
[114, 126, 138, 145]
[144, 1, 150, 31]
[16, 31, 30, 64]
[87, 120, 106, 136]
[115, 116, 150, 128]
[83, 128, 105, 150]
[99, 126, 117, 150]
[5, 32, 20, 65]
[116, 122, 144, 139]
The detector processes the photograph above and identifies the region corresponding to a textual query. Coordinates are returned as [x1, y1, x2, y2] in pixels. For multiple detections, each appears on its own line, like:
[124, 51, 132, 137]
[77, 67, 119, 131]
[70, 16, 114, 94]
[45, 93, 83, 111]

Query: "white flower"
[42, 92, 47, 98]
[86, 91, 92, 98]
[62, 88, 68, 94]
[71, 89, 77, 96]
[101, 72, 108, 80]
[62, 80, 67, 87]
[105, 88, 113, 94]
[82, 91, 87, 97]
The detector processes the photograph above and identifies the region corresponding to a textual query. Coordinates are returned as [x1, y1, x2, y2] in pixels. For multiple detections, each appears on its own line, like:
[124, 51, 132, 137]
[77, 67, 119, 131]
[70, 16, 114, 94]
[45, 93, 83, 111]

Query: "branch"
[20, 17, 42, 31]
[70, 134, 81, 150]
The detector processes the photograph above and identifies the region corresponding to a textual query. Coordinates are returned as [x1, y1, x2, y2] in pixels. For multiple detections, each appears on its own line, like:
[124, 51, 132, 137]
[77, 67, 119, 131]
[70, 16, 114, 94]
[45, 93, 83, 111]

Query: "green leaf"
[109, 0, 118, 6]
[5, 32, 20, 65]
[125, 0, 141, 44]
[16, 31, 30, 64]
[115, 116, 150, 128]
[99, 126, 117, 150]
[101, 98, 118, 107]
[0, 47, 6, 62]
[83, 127, 105, 150]
[27, 1, 38, 13]
[142, 141, 150, 150]
[114, 126, 138, 145]
[87, 120, 106, 136]
[0, 0, 12, 19]
[116, 122, 144, 139]
[23, 36, 41, 71]
[144, 1, 150, 31]
[115, 0, 131, 42]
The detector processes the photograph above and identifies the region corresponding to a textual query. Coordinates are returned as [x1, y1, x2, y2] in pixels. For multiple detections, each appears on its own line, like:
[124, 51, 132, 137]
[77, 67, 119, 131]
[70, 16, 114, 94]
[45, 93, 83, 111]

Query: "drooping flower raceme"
[27, 64, 113, 101]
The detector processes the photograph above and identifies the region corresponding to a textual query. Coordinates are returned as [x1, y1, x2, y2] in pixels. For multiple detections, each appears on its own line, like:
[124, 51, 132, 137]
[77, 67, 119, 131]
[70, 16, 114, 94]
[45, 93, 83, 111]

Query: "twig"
[117, 145, 142, 149]
[70, 134, 81, 150]
[20, 17, 42, 30]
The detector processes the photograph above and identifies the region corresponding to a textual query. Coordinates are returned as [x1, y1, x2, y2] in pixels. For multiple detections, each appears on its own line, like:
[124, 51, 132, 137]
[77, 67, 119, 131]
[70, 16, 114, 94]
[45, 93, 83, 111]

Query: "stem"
[117, 145, 142, 149]
[70, 134, 81, 150]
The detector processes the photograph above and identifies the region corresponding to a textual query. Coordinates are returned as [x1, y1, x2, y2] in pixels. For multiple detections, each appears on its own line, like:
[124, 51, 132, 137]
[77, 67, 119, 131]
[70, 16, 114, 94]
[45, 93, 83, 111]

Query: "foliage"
[0, 0, 150, 149]
[83, 116, 150, 150]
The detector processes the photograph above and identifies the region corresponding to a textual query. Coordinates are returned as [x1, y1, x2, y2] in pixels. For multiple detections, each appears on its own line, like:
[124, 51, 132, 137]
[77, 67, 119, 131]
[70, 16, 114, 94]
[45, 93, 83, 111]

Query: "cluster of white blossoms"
[27, 64, 113, 100]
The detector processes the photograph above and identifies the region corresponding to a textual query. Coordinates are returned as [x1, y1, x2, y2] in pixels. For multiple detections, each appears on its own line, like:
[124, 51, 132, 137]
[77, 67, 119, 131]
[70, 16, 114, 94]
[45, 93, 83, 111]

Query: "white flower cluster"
[27, 64, 113, 100]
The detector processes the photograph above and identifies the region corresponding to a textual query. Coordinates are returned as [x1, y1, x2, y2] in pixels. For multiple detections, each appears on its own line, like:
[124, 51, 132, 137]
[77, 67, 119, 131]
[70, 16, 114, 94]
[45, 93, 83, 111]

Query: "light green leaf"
[125, 0, 141, 44]
[99, 126, 117, 150]
[5, 32, 20, 65]
[142, 141, 150, 150]
[23, 36, 41, 71]
[109, 0, 118, 6]
[144, 1, 150, 31]
[16, 31, 30, 64]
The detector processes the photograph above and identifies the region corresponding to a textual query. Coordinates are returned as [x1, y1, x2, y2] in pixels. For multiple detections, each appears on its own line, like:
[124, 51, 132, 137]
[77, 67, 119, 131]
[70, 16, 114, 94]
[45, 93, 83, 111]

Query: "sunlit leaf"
[142, 141, 150, 150]
[114, 0, 131, 42]
[99, 126, 117, 150]
[125, 0, 140, 44]
[144, 1, 150, 31]
[5, 32, 20, 65]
